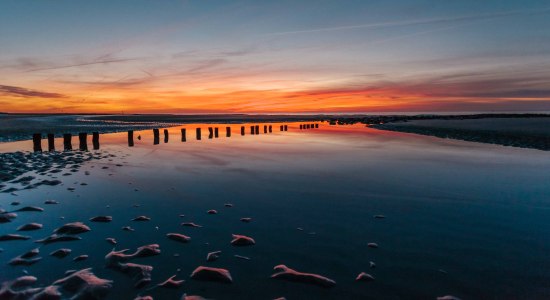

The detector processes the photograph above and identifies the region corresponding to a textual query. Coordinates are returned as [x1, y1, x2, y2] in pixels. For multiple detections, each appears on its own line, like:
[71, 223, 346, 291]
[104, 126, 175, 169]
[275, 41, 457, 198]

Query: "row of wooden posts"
[32, 123, 319, 151]
[32, 132, 99, 152]
[147, 124, 290, 146]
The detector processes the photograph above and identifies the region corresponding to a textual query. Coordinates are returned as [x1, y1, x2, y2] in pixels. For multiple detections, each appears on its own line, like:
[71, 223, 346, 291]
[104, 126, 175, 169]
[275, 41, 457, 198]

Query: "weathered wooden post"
[78, 133, 88, 151]
[255, 125, 259, 134]
[32, 133, 42, 152]
[63, 134, 72, 150]
[196, 128, 201, 140]
[214, 127, 219, 138]
[153, 129, 160, 145]
[280, 125, 283, 131]
[181, 128, 186, 142]
[241, 126, 245, 136]
[250, 125, 255, 134]
[164, 129, 169, 143]
[269, 125, 272, 133]
[128, 130, 134, 147]
[284, 125, 288, 131]
[226, 127, 231, 137]
[92, 132, 100, 150]
[47, 134, 55, 151]
[208, 127, 213, 139]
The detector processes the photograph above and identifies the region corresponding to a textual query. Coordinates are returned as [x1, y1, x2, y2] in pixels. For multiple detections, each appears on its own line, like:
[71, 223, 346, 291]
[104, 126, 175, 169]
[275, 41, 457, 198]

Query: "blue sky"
[1, 0, 549, 113]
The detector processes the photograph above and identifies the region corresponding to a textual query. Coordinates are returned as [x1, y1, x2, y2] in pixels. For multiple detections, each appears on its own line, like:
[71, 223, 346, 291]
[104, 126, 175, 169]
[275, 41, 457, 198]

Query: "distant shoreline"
[1, 114, 549, 150]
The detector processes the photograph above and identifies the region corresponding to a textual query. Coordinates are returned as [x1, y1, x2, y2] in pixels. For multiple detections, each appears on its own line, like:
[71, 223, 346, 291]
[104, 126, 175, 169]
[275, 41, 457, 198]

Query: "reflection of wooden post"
[153, 129, 160, 145]
[255, 125, 259, 134]
[47, 134, 55, 151]
[181, 128, 186, 142]
[92, 132, 99, 150]
[214, 127, 219, 138]
[269, 125, 272, 133]
[78, 133, 88, 151]
[128, 130, 134, 147]
[284, 125, 288, 131]
[280, 125, 283, 131]
[63, 134, 72, 150]
[226, 127, 231, 137]
[33, 133, 42, 152]
[250, 126, 255, 134]
[208, 127, 213, 139]
[241, 126, 245, 136]
[164, 129, 169, 143]
[196, 128, 201, 140]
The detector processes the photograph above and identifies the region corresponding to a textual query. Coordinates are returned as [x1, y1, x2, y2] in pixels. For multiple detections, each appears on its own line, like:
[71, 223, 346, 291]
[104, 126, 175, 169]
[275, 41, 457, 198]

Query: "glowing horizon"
[1, 1, 550, 114]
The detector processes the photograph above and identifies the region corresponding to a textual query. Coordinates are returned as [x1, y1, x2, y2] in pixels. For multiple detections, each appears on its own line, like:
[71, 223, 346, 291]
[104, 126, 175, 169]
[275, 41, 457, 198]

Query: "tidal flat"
[0, 122, 549, 299]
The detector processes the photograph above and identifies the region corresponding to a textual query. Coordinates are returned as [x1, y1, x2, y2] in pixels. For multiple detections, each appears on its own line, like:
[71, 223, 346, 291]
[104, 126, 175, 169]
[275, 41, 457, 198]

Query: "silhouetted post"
[208, 127, 213, 139]
[280, 125, 283, 131]
[196, 128, 202, 140]
[164, 129, 169, 143]
[300, 124, 303, 129]
[78, 133, 88, 151]
[214, 127, 219, 138]
[315, 124, 319, 128]
[255, 125, 259, 134]
[241, 126, 245, 136]
[63, 134, 72, 150]
[47, 134, 55, 151]
[181, 128, 186, 142]
[311, 123, 314, 128]
[284, 125, 288, 131]
[92, 132, 100, 150]
[226, 127, 231, 137]
[153, 129, 160, 145]
[250, 125, 255, 134]
[32, 133, 42, 152]
[128, 130, 134, 147]
[269, 125, 272, 133]
[307, 124, 311, 129]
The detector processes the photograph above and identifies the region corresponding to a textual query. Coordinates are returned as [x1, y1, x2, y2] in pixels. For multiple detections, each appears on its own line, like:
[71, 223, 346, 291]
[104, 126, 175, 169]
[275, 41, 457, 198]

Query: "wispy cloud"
[25, 57, 145, 72]
[265, 8, 550, 36]
[0, 84, 66, 98]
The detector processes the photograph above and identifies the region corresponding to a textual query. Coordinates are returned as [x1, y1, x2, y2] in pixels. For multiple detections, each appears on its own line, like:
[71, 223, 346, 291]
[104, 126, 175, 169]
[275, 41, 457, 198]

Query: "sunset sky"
[1, 0, 550, 114]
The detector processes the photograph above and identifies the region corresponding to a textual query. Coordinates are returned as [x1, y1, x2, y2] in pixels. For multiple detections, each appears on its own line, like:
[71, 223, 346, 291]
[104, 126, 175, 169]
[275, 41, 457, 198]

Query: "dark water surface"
[0, 123, 549, 299]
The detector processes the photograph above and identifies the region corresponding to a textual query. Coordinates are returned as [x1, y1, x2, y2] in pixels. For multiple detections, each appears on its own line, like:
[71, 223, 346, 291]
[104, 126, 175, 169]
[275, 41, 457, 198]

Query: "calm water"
[1, 123, 549, 299]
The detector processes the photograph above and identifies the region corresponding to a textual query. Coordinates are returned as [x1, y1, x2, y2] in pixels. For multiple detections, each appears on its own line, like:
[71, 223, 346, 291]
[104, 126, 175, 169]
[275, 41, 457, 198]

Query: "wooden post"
[164, 129, 169, 143]
[280, 125, 283, 131]
[92, 132, 100, 150]
[153, 129, 160, 145]
[250, 125, 255, 134]
[208, 127, 213, 139]
[255, 125, 259, 134]
[63, 134, 72, 150]
[128, 130, 134, 147]
[32, 133, 42, 152]
[263, 125, 267, 133]
[226, 127, 231, 137]
[47, 134, 55, 151]
[78, 133, 88, 151]
[284, 125, 288, 131]
[241, 126, 245, 136]
[214, 127, 219, 138]
[300, 124, 303, 129]
[181, 128, 186, 142]
[196, 128, 201, 140]
[315, 124, 319, 128]
[269, 125, 272, 133]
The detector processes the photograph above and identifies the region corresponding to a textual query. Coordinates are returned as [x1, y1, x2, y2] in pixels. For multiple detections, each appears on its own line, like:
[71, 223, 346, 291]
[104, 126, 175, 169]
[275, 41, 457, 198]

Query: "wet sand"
[372, 117, 550, 150]
[0, 122, 549, 299]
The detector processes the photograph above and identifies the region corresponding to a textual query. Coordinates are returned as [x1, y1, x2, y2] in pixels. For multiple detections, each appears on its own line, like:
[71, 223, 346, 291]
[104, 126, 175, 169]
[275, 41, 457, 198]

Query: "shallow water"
[1, 123, 549, 299]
